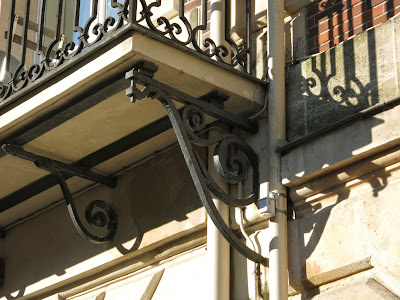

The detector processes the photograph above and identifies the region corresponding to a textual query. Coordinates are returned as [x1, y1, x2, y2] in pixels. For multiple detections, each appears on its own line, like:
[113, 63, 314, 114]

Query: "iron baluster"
[11, 0, 31, 93]
[55, 0, 64, 39]
[5, 0, 16, 79]
[36, 0, 47, 58]
[128, 0, 137, 24]
[20, 0, 31, 69]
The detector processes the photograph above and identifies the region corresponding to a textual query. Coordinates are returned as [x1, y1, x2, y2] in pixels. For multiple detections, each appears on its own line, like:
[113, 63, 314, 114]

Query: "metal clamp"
[258, 192, 288, 216]
[271, 192, 288, 215]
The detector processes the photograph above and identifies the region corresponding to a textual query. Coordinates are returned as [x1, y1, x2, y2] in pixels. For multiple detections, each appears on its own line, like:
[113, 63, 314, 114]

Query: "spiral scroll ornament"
[84, 200, 118, 243]
[181, 105, 259, 207]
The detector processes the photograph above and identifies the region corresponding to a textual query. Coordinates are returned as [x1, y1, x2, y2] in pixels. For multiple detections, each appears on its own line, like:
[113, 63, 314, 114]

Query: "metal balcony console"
[126, 62, 267, 265]
[0, 0, 252, 104]
[2, 144, 118, 244]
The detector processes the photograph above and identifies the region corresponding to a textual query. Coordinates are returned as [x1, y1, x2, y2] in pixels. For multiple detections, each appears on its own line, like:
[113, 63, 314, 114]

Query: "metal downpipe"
[207, 1, 231, 299]
[267, 0, 289, 298]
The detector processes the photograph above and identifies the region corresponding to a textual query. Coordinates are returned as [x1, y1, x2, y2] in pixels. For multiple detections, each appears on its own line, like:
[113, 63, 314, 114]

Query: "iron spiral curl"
[181, 104, 259, 207]
[85, 200, 118, 242]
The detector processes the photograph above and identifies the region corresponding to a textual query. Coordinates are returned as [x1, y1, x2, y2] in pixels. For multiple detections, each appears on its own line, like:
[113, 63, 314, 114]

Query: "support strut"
[2, 144, 118, 243]
[126, 62, 267, 265]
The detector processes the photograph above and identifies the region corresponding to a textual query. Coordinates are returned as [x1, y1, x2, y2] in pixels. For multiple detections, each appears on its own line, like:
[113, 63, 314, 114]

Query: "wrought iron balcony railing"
[0, 0, 254, 104]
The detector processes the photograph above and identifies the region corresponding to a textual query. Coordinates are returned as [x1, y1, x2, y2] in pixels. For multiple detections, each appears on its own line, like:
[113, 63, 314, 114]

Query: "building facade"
[0, 0, 399, 299]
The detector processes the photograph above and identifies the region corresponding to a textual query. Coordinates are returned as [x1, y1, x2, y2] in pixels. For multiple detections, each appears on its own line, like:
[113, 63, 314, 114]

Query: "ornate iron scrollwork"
[1, 0, 253, 105]
[137, 0, 248, 71]
[126, 62, 267, 265]
[2, 144, 117, 244]
[1, 0, 249, 103]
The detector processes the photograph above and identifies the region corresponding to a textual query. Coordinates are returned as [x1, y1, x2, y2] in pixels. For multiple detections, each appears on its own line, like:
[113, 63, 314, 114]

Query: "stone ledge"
[291, 276, 400, 300]
[282, 102, 400, 195]
[289, 257, 373, 295]
[288, 143, 400, 202]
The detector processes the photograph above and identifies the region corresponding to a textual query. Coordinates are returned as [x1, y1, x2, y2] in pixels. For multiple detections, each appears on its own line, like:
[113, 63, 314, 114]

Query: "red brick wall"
[307, 0, 400, 54]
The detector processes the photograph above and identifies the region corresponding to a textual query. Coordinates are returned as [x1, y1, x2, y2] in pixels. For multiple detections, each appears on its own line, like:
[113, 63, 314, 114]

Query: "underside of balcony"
[0, 27, 267, 230]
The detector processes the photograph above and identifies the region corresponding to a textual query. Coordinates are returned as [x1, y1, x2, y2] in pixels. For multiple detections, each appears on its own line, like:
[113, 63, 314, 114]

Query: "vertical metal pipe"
[208, 3, 230, 298]
[207, 128, 230, 300]
[20, 0, 31, 67]
[267, 0, 288, 299]
[211, 0, 230, 62]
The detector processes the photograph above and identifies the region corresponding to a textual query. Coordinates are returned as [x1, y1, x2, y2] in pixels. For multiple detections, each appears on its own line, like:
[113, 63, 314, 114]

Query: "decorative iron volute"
[126, 62, 266, 265]
[2, 144, 118, 244]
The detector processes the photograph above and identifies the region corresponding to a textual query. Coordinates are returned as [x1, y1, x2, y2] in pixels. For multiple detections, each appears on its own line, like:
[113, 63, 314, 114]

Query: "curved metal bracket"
[2, 144, 117, 243]
[126, 62, 267, 265]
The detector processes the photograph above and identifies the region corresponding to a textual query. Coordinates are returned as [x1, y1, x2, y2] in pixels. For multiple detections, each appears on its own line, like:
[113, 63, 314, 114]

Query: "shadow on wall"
[285, 11, 399, 299]
[0, 147, 205, 299]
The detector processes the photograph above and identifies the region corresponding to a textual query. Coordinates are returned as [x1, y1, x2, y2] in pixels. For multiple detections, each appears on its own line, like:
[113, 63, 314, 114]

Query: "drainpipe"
[266, 0, 288, 299]
[207, 129, 230, 300]
[207, 2, 230, 299]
